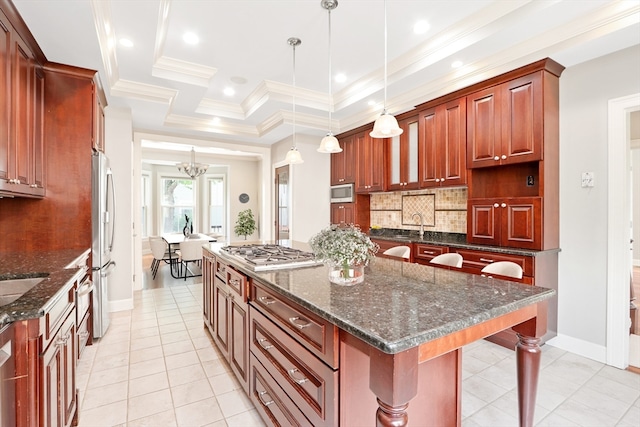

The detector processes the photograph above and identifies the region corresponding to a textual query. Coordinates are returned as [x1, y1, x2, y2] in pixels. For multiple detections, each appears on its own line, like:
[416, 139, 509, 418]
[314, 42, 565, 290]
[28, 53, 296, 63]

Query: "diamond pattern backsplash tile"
[369, 187, 467, 233]
[402, 195, 435, 226]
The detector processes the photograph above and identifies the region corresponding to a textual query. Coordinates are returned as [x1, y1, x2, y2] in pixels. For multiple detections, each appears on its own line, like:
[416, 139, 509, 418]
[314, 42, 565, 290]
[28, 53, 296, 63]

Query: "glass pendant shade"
[317, 133, 342, 153]
[285, 147, 304, 164]
[177, 147, 209, 178]
[370, 110, 403, 138]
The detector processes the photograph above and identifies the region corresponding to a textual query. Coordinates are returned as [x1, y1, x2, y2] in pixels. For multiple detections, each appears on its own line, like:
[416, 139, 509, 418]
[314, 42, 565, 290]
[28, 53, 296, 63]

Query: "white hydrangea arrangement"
[309, 225, 379, 270]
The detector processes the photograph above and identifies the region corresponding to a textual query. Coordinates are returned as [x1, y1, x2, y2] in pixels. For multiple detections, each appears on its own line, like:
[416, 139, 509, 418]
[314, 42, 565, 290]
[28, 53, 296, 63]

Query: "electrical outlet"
[581, 172, 594, 188]
[526, 175, 534, 186]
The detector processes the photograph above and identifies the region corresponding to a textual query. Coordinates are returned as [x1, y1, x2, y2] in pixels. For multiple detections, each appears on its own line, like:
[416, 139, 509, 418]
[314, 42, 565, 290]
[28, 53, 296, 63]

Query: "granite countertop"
[368, 230, 560, 256]
[206, 242, 556, 354]
[0, 249, 90, 328]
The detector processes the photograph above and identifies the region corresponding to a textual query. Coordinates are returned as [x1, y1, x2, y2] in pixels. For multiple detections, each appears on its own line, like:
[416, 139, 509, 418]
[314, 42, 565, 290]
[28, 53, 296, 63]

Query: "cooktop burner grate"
[219, 244, 322, 270]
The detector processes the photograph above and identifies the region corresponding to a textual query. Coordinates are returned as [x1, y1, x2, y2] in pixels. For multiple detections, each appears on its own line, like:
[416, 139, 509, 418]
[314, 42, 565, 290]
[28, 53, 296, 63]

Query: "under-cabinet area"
[202, 243, 555, 427]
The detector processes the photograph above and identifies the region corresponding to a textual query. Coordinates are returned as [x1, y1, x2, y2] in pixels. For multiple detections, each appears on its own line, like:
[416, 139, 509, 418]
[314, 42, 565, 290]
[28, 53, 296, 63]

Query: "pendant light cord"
[328, 7, 332, 133]
[292, 42, 297, 147]
[383, 0, 388, 112]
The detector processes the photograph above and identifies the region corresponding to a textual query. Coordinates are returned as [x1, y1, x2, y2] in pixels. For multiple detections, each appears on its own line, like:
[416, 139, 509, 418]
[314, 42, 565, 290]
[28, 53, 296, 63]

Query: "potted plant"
[309, 225, 379, 285]
[234, 209, 257, 240]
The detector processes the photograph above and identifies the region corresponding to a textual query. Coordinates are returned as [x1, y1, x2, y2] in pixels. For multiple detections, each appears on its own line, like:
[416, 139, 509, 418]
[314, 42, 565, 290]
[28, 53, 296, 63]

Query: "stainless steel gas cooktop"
[219, 244, 322, 271]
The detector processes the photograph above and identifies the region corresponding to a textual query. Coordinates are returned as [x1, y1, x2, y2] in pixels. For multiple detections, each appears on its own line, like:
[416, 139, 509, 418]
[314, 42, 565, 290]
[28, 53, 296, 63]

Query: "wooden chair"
[481, 261, 523, 279]
[382, 245, 411, 260]
[149, 236, 172, 279]
[430, 253, 463, 268]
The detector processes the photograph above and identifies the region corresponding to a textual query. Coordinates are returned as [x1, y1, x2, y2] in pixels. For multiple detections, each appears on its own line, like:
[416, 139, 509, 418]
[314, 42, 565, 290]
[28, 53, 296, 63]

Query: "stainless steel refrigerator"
[92, 151, 116, 339]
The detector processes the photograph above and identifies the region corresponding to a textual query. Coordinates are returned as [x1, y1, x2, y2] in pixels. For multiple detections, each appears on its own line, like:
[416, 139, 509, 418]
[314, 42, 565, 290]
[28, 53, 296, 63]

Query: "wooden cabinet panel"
[231, 299, 249, 393]
[468, 72, 544, 168]
[330, 203, 354, 226]
[419, 98, 467, 188]
[388, 115, 419, 190]
[331, 134, 355, 185]
[355, 131, 385, 193]
[213, 276, 230, 359]
[251, 280, 339, 369]
[202, 251, 214, 332]
[413, 243, 448, 265]
[12, 34, 30, 188]
[468, 197, 542, 250]
[0, 10, 10, 185]
[250, 306, 338, 427]
[249, 354, 312, 427]
[31, 66, 44, 190]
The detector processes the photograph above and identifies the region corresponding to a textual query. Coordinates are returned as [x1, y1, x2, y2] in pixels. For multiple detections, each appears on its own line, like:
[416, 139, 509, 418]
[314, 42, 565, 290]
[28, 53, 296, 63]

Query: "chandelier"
[177, 147, 208, 178]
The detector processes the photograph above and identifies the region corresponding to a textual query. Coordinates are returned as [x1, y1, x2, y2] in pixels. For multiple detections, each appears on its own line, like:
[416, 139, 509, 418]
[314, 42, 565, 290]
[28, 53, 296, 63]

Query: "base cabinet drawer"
[250, 307, 338, 427]
[250, 354, 312, 427]
[413, 244, 448, 265]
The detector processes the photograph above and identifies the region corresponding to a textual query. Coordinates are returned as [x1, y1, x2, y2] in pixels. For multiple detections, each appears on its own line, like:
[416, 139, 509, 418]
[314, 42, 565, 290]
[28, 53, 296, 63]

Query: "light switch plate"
[581, 172, 594, 188]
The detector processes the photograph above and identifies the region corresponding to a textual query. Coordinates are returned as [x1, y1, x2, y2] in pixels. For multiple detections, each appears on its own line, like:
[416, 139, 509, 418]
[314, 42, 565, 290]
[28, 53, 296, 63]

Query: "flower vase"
[328, 263, 364, 286]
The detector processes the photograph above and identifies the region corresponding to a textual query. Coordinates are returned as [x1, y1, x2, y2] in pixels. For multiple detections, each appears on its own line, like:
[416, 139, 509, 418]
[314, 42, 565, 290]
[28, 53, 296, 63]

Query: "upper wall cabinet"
[92, 78, 106, 152]
[419, 97, 467, 188]
[387, 115, 419, 191]
[0, 8, 44, 198]
[467, 71, 544, 168]
[331, 134, 356, 185]
[355, 130, 385, 193]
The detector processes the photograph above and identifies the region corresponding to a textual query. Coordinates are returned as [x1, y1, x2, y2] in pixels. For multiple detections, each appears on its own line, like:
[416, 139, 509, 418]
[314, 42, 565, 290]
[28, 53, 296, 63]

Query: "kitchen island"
[203, 242, 555, 427]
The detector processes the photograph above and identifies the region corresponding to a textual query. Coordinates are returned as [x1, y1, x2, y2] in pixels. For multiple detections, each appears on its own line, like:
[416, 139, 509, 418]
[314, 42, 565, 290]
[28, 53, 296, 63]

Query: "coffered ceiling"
[12, 0, 640, 150]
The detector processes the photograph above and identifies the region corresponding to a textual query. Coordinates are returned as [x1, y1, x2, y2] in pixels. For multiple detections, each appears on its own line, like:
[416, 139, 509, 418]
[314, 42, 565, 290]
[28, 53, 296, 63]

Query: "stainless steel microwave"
[330, 183, 354, 203]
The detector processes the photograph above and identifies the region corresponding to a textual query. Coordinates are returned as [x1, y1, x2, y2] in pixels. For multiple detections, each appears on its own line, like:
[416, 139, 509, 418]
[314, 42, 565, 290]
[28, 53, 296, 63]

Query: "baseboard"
[546, 334, 607, 364]
[109, 298, 134, 312]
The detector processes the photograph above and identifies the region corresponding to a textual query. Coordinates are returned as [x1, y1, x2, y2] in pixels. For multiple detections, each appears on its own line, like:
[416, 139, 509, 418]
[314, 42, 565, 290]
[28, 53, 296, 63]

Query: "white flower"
[309, 225, 379, 266]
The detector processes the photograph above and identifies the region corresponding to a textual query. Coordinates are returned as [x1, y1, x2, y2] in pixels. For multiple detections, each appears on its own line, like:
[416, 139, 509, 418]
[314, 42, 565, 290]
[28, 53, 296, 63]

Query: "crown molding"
[152, 56, 217, 87]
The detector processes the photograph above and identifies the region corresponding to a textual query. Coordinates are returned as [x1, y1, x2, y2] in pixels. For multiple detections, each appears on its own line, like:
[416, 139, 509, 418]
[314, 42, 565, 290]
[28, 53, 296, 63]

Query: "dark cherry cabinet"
[412, 243, 448, 265]
[419, 97, 467, 188]
[355, 131, 385, 193]
[0, 7, 44, 198]
[467, 72, 544, 168]
[387, 115, 419, 191]
[330, 134, 356, 185]
[467, 197, 542, 250]
[330, 203, 354, 226]
[205, 250, 250, 394]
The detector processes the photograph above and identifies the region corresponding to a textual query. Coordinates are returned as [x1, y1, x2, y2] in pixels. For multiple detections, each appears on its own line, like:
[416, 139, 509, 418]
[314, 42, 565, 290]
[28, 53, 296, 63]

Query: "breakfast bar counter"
[204, 242, 555, 427]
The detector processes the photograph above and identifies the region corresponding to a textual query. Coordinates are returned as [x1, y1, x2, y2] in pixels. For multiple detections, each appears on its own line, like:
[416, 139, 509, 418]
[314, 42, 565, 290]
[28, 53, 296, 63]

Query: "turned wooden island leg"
[368, 347, 419, 427]
[515, 334, 542, 427]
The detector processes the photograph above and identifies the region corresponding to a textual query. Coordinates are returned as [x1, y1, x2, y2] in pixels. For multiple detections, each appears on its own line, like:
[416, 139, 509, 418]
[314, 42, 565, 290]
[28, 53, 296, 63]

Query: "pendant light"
[177, 146, 208, 178]
[284, 37, 304, 164]
[370, 0, 402, 138]
[317, 0, 342, 153]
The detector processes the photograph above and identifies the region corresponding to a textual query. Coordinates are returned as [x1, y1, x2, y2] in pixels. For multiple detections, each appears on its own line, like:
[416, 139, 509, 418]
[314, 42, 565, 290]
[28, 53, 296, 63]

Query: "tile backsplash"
[370, 187, 467, 233]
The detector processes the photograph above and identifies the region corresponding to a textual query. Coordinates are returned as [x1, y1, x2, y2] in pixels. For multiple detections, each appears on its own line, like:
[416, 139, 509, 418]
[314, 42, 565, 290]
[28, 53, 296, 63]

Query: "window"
[141, 173, 151, 238]
[208, 176, 225, 234]
[160, 177, 195, 233]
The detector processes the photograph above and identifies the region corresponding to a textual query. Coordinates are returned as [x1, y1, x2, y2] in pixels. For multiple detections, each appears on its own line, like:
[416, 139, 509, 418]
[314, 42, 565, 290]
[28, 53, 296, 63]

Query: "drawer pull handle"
[258, 390, 274, 407]
[259, 296, 276, 305]
[424, 250, 435, 255]
[288, 316, 311, 329]
[287, 368, 309, 385]
[479, 258, 494, 263]
[258, 338, 273, 350]
[229, 278, 240, 286]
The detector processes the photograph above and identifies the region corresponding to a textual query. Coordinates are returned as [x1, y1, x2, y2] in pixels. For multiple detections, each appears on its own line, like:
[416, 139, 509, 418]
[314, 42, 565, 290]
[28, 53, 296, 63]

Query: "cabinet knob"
[501, 203, 507, 208]
[501, 154, 507, 160]
[494, 156, 500, 161]
[493, 203, 499, 208]
[30, 184, 38, 188]
[435, 178, 440, 182]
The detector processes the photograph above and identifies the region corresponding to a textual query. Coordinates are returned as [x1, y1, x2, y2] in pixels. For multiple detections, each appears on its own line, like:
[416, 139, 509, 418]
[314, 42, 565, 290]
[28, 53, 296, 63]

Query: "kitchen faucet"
[412, 212, 424, 240]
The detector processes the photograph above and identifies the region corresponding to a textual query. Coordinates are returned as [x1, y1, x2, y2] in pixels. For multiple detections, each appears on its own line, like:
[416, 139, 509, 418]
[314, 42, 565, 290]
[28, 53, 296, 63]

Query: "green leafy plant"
[234, 209, 257, 240]
[309, 225, 379, 275]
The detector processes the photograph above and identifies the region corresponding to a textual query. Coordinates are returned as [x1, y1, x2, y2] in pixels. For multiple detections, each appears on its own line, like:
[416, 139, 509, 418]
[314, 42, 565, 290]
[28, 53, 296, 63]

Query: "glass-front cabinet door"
[387, 116, 419, 191]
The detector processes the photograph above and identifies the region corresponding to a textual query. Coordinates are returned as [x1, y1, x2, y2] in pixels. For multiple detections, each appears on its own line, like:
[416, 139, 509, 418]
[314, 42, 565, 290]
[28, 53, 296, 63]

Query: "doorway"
[607, 94, 640, 369]
[275, 165, 290, 241]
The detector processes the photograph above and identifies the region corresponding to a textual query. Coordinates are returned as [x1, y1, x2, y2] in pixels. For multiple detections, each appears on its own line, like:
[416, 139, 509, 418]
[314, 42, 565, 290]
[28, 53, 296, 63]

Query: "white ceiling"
[12, 0, 640, 152]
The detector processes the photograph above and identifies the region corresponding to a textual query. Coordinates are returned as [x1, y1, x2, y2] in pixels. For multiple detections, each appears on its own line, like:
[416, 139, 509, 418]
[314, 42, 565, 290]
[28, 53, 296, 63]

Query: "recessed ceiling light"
[230, 76, 248, 85]
[210, 117, 221, 125]
[368, 100, 376, 106]
[451, 60, 463, 69]
[183, 32, 199, 45]
[119, 38, 133, 48]
[413, 20, 430, 35]
[223, 87, 235, 96]
[334, 73, 346, 83]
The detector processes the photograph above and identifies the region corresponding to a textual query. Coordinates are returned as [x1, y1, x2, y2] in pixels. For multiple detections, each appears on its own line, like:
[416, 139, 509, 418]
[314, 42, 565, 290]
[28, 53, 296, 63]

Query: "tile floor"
[75, 277, 640, 427]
